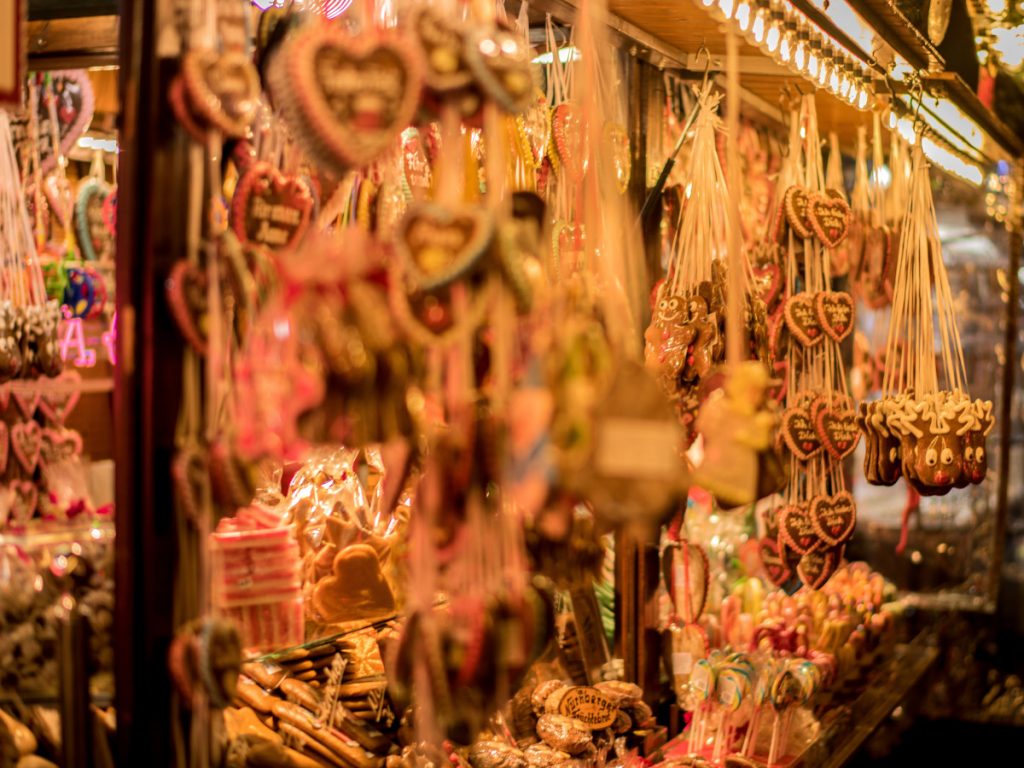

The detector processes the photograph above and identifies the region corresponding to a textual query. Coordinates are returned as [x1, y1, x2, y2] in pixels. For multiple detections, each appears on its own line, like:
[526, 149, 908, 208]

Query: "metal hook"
[695, 43, 712, 92]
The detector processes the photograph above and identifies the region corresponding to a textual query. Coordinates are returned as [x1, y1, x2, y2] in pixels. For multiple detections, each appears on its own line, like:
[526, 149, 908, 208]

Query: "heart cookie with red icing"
[778, 503, 821, 555]
[810, 491, 856, 547]
[783, 186, 812, 239]
[758, 536, 791, 586]
[271, 25, 425, 172]
[396, 202, 495, 291]
[181, 49, 261, 138]
[797, 546, 841, 590]
[166, 260, 210, 356]
[781, 404, 823, 461]
[41, 427, 84, 465]
[815, 290, 855, 342]
[231, 163, 313, 253]
[784, 292, 823, 347]
[39, 370, 82, 424]
[816, 404, 860, 461]
[11, 420, 42, 473]
[807, 191, 851, 249]
[552, 104, 589, 183]
[7, 480, 38, 527]
[464, 26, 535, 114]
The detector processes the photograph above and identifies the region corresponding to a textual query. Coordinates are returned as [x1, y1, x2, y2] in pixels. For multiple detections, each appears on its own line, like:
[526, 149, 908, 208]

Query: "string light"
[779, 20, 797, 63]
[793, 25, 809, 72]
[807, 39, 821, 79]
[735, 0, 752, 30]
[750, 0, 769, 43]
[718, 0, 736, 19]
[857, 79, 870, 109]
[765, 6, 785, 53]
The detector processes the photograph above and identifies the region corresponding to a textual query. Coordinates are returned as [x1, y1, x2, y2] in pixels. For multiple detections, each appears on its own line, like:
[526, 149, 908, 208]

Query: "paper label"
[673, 651, 693, 675]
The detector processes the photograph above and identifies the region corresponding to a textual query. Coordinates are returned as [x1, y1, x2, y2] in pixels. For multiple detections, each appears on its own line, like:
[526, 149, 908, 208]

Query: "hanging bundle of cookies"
[858, 139, 993, 497]
[762, 95, 859, 591]
[0, 110, 63, 382]
[644, 82, 768, 448]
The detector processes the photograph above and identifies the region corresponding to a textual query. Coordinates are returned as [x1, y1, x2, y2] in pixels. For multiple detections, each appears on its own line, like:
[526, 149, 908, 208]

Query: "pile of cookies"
[231, 651, 394, 768]
[466, 680, 654, 768]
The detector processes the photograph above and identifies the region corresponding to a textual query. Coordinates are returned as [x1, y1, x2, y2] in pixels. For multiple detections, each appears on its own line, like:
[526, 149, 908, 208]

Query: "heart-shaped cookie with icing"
[41, 427, 84, 465]
[784, 292, 823, 347]
[39, 370, 82, 424]
[752, 262, 783, 312]
[816, 405, 860, 461]
[807, 191, 851, 249]
[395, 202, 495, 291]
[552, 104, 589, 183]
[181, 49, 261, 138]
[781, 404, 823, 461]
[758, 536, 791, 586]
[464, 26, 535, 114]
[412, 6, 473, 93]
[11, 420, 42, 473]
[273, 25, 425, 172]
[166, 260, 210, 356]
[12, 390, 41, 420]
[783, 186, 812, 239]
[231, 162, 313, 253]
[7, 480, 38, 527]
[815, 290, 855, 342]
[797, 546, 841, 590]
[810, 491, 856, 547]
[778, 503, 821, 555]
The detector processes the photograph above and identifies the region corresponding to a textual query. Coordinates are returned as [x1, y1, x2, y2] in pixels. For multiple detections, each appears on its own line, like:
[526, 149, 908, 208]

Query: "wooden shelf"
[847, 0, 945, 73]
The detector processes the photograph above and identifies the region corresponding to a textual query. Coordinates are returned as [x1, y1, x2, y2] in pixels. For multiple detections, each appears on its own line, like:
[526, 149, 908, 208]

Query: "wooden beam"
[27, 15, 118, 69]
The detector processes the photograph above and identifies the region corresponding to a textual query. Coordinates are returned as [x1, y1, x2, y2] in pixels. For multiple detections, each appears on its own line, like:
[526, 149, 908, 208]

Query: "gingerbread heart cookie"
[807, 192, 850, 248]
[181, 49, 261, 138]
[412, 6, 474, 93]
[816, 403, 860, 460]
[396, 202, 494, 291]
[783, 186, 812, 239]
[784, 292, 823, 347]
[38, 370, 82, 424]
[815, 290, 855, 342]
[41, 427, 84, 465]
[810, 491, 856, 547]
[311, 543, 396, 623]
[11, 420, 42, 473]
[465, 26, 535, 113]
[272, 26, 425, 172]
[552, 104, 588, 183]
[758, 536, 791, 586]
[752, 262, 783, 313]
[796, 546, 841, 590]
[781, 404, 823, 461]
[166, 260, 210, 356]
[231, 162, 313, 253]
[778, 503, 821, 555]
[7, 480, 38, 527]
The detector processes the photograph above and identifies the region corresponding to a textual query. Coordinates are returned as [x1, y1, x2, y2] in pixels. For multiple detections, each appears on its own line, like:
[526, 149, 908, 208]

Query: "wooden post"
[113, 0, 189, 762]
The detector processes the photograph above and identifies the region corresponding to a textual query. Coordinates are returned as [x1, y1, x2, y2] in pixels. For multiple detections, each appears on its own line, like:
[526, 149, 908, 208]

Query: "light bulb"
[766, 24, 781, 52]
[858, 86, 869, 110]
[794, 42, 807, 71]
[752, 11, 766, 42]
[828, 68, 840, 93]
[718, 0, 735, 18]
[735, 0, 752, 30]
[778, 22, 796, 64]
[847, 81, 858, 104]
[702, 0, 716, 8]
[839, 69, 851, 98]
